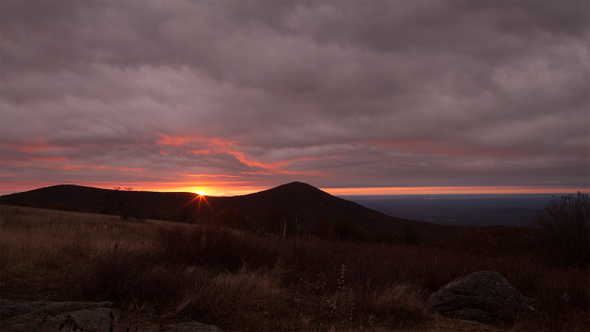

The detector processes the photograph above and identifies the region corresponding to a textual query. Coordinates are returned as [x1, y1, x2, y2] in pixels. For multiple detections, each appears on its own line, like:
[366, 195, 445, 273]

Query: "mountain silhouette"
[206, 182, 406, 233]
[0, 181, 474, 243]
[0, 184, 196, 215]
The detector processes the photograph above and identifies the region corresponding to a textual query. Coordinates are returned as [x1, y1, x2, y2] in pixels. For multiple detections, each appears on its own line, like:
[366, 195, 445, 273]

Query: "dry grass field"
[1, 205, 588, 331]
[0, 205, 155, 276]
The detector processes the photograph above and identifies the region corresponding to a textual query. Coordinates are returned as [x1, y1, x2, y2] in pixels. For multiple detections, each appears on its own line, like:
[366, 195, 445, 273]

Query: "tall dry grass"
[0, 205, 156, 275]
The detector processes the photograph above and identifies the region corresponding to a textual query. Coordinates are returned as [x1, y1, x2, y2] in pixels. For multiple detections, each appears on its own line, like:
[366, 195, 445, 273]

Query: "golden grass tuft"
[182, 266, 281, 309]
[372, 282, 426, 316]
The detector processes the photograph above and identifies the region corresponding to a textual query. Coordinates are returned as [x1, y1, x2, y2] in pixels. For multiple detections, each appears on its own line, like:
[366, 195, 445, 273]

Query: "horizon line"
[1, 182, 587, 197]
[322, 186, 589, 196]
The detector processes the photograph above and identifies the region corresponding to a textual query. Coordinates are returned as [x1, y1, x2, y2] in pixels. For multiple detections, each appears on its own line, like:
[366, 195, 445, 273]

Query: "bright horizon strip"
[322, 186, 589, 196]
[0, 182, 587, 197]
[151, 185, 589, 196]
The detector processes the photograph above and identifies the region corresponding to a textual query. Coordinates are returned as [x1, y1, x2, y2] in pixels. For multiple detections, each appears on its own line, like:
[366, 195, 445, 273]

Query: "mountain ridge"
[0, 181, 476, 243]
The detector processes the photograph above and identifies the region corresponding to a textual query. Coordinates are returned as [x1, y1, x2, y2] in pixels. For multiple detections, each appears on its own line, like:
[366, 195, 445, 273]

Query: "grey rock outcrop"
[426, 271, 539, 327]
[0, 298, 115, 317]
[1, 299, 222, 332]
[145, 321, 223, 332]
[1, 299, 118, 332]
[40, 307, 119, 332]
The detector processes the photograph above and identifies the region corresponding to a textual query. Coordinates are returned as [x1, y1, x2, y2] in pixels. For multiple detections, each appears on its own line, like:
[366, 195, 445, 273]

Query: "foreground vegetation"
[1, 205, 588, 331]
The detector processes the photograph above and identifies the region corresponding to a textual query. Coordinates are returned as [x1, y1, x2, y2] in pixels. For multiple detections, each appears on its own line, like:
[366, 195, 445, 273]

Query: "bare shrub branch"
[527, 192, 589, 266]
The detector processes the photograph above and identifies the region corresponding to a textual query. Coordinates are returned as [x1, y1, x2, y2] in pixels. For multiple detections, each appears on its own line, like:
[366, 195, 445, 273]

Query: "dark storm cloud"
[1, 0, 588, 192]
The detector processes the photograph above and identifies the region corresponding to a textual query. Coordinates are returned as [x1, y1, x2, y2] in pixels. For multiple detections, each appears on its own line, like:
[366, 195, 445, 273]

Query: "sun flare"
[192, 188, 209, 196]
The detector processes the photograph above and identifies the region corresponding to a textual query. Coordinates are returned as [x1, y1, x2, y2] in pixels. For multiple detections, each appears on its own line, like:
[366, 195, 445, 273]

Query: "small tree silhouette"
[102, 187, 146, 221]
[527, 192, 589, 266]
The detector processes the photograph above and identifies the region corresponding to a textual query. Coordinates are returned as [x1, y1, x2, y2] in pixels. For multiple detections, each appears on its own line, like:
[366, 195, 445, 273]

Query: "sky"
[1, 0, 589, 196]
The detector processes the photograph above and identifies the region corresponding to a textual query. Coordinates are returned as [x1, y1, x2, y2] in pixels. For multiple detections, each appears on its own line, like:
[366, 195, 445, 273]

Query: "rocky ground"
[0, 299, 222, 332]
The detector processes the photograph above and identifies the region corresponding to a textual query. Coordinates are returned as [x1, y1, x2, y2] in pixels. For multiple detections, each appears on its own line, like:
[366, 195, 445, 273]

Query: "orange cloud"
[155, 134, 348, 178]
[157, 134, 195, 147]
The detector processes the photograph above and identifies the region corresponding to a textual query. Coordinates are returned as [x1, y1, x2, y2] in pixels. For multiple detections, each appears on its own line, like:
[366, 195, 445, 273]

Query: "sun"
[192, 188, 209, 196]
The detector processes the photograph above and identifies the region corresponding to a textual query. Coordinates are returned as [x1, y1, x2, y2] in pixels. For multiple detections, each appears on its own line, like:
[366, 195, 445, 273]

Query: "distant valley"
[343, 194, 556, 227]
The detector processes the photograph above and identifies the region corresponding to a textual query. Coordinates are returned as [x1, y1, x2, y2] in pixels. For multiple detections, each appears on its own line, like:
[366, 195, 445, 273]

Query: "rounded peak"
[280, 181, 316, 188]
[270, 181, 325, 193]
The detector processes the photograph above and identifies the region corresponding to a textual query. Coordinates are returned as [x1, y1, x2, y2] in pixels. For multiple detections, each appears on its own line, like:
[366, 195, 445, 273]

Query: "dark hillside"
[201, 182, 473, 243]
[0, 185, 198, 221]
[0, 185, 111, 212]
[206, 181, 402, 232]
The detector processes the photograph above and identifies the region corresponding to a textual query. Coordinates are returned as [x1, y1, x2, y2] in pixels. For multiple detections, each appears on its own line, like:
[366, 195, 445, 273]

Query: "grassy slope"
[1, 205, 588, 332]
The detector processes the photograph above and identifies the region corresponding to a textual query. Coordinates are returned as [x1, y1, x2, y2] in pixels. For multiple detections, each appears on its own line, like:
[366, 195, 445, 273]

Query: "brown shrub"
[527, 192, 589, 266]
[81, 245, 153, 302]
[80, 245, 190, 306]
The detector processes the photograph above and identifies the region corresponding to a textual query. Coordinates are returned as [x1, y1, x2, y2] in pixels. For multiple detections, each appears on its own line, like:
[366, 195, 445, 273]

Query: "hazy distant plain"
[343, 194, 557, 227]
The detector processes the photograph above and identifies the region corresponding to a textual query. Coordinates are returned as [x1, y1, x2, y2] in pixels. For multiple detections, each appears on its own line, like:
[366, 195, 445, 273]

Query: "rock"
[38, 307, 119, 332]
[426, 271, 539, 327]
[145, 321, 223, 332]
[0, 298, 115, 317]
[0, 299, 222, 332]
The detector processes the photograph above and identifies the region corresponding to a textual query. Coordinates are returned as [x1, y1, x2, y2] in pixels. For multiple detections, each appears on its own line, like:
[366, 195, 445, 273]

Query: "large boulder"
[39, 307, 119, 332]
[0, 299, 118, 332]
[426, 271, 538, 326]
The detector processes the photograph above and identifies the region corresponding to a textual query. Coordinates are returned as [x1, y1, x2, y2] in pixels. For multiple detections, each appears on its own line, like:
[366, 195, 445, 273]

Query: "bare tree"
[528, 192, 589, 266]
[102, 186, 147, 222]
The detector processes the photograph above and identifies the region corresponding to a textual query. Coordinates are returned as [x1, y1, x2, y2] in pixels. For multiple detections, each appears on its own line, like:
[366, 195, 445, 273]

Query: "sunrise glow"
[139, 184, 589, 196]
[1, 179, 587, 197]
[172, 185, 589, 196]
[192, 189, 209, 196]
